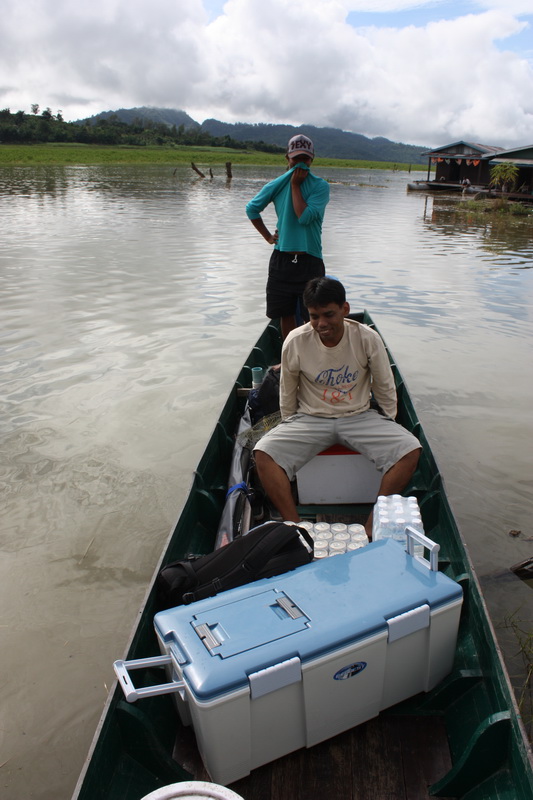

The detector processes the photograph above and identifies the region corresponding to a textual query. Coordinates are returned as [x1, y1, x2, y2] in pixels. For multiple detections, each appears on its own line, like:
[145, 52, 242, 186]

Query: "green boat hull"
[73, 314, 533, 800]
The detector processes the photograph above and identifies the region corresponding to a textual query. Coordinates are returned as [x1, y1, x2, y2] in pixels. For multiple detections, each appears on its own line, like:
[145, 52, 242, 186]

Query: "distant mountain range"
[83, 107, 430, 164]
[90, 107, 199, 130]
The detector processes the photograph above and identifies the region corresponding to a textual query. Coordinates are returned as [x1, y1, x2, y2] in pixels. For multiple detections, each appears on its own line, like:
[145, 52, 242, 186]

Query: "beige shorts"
[253, 410, 420, 480]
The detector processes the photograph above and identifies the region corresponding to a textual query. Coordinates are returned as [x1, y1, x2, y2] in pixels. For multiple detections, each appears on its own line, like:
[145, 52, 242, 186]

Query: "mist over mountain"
[201, 119, 428, 164]
[89, 107, 200, 130]
[82, 107, 429, 164]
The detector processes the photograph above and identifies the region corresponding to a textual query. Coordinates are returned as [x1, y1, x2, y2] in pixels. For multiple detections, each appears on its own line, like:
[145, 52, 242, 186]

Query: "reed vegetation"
[502, 612, 533, 739]
[462, 198, 532, 218]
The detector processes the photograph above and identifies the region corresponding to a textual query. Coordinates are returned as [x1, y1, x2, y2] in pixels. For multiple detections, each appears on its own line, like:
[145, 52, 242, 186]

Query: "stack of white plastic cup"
[313, 522, 331, 537]
[331, 523, 350, 555]
[329, 540, 347, 556]
[309, 520, 372, 558]
[348, 523, 369, 550]
[330, 523, 347, 535]
[313, 539, 329, 559]
[333, 532, 350, 543]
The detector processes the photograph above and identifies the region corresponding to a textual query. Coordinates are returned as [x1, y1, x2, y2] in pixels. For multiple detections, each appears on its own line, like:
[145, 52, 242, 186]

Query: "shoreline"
[0, 143, 427, 170]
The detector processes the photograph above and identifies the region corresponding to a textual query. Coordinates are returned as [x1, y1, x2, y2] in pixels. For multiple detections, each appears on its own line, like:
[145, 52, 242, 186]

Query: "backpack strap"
[182, 523, 313, 605]
[296, 526, 314, 551]
[242, 523, 311, 573]
[176, 558, 199, 586]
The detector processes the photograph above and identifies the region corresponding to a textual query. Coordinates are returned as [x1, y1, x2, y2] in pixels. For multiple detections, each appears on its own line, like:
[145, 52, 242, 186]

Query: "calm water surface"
[1, 165, 532, 799]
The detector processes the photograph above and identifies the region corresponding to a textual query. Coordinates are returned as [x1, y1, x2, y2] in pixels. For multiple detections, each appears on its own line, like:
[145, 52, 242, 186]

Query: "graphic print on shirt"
[315, 364, 360, 406]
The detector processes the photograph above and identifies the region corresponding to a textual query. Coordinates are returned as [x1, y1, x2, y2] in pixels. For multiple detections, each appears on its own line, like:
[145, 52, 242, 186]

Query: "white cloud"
[474, 0, 533, 13]
[338, 10, 533, 145]
[1, 0, 532, 148]
[342, 0, 531, 12]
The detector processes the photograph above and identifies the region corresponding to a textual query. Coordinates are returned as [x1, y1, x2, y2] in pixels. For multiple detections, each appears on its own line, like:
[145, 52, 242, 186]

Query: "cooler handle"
[113, 655, 185, 702]
[405, 526, 440, 571]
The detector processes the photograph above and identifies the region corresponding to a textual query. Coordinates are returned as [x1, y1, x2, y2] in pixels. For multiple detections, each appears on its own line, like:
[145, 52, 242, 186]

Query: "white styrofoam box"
[150, 538, 462, 785]
[296, 444, 382, 504]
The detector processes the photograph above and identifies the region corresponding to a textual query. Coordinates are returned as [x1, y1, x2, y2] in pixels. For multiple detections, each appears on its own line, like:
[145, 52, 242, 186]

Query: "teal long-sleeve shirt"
[245, 166, 330, 259]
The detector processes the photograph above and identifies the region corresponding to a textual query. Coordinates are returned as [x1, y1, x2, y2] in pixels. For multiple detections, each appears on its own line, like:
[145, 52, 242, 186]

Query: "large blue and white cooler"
[115, 534, 463, 786]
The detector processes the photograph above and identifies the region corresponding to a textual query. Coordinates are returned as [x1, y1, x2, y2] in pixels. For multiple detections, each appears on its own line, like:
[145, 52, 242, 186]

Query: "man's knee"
[408, 446, 421, 463]
[384, 446, 420, 476]
[254, 449, 281, 475]
[396, 447, 421, 472]
[254, 449, 269, 470]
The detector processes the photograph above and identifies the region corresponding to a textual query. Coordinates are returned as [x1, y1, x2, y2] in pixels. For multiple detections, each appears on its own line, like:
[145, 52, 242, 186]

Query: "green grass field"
[0, 142, 426, 171]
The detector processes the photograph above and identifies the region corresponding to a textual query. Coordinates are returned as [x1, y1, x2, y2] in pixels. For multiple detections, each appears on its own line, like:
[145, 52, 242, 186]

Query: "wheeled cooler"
[115, 534, 463, 786]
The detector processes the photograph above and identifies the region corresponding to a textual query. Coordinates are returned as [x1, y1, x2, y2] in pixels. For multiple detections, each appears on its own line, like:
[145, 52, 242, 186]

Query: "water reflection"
[0, 165, 73, 198]
[423, 195, 533, 270]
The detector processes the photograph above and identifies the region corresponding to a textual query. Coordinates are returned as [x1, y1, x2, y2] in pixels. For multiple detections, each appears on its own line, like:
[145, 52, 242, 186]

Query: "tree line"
[0, 106, 285, 153]
[202, 119, 429, 164]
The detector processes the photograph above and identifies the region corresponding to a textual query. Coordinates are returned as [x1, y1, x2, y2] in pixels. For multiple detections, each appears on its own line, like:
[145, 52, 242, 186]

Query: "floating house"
[407, 141, 503, 192]
[425, 141, 502, 184]
[408, 140, 533, 200]
[485, 145, 533, 194]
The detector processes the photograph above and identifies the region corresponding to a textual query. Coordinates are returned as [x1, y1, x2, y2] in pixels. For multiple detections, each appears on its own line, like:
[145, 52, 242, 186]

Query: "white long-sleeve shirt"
[280, 318, 397, 420]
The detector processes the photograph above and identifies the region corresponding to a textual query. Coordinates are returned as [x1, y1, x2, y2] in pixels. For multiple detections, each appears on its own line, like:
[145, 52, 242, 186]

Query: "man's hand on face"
[290, 158, 312, 185]
[291, 166, 310, 186]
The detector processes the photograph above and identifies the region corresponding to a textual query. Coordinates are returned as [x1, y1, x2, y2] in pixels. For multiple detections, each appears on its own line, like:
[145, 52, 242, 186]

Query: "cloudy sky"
[2, 0, 532, 149]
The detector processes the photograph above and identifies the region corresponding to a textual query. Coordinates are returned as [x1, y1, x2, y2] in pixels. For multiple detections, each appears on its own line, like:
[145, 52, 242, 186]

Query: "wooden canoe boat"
[406, 180, 483, 194]
[72, 313, 533, 800]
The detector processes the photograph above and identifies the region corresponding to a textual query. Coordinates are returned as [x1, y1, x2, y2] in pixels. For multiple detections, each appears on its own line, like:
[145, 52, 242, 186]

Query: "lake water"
[1, 164, 532, 799]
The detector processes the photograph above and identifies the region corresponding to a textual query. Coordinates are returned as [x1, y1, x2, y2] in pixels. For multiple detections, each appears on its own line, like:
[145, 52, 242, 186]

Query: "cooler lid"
[154, 539, 462, 699]
[190, 588, 310, 658]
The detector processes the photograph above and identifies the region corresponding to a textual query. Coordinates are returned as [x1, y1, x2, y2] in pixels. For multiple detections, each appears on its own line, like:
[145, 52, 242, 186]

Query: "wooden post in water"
[226, 162, 233, 180]
[191, 162, 205, 178]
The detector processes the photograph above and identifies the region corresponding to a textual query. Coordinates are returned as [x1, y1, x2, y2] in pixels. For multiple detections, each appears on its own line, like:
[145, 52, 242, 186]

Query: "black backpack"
[156, 521, 314, 609]
[249, 365, 280, 424]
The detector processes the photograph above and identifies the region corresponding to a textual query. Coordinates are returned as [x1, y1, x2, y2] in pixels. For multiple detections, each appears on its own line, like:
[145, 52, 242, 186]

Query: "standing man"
[246, 135, 330, 339]
[253, 277, 421, 537]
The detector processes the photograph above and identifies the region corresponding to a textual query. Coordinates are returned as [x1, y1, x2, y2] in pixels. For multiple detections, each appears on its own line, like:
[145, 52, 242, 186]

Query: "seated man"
[253, 277, 421, 537]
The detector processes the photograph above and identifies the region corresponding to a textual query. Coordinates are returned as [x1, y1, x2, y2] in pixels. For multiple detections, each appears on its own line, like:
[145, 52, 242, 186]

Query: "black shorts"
[266, 250, 325, 319]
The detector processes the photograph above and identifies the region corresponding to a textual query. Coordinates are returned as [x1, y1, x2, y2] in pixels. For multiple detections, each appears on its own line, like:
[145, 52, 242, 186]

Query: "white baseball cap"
[287, 135, 315, 159]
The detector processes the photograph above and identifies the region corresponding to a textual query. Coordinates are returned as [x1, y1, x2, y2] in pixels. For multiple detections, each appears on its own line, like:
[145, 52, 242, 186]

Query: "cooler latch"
[276, 595, 304, 619]
[194, 623, 221, 651]
[249, 656, 302, 699]
[387, 603, 430, 643]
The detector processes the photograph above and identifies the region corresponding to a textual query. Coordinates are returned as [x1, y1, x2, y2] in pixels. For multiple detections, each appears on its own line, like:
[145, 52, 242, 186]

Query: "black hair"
[303, 277, 346, 309]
